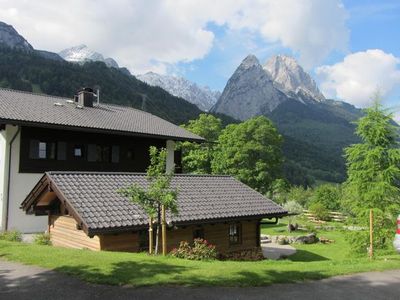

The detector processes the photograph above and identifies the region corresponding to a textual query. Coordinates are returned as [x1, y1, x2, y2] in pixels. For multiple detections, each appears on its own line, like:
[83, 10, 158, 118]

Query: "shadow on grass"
[53, 260, 190, 286]
[287, 250, 329, 262]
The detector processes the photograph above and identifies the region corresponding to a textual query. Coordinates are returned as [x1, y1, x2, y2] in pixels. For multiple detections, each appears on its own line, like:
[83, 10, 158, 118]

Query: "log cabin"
[21, 172, 287, 253]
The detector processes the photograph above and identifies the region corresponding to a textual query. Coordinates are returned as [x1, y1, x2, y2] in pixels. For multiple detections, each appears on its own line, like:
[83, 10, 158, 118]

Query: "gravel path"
[1, 259, 400, 300]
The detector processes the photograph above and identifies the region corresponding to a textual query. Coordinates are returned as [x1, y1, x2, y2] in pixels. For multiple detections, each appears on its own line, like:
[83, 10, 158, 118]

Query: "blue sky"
[179, 0, 400, 112]
[1, 0, 399, 114]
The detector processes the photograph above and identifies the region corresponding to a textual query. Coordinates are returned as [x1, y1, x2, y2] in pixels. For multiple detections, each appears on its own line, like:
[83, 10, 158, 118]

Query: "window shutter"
[111, 145, 120, 163]
[87, 144, 96, 162]
[57, 142, 67, 160]
[29, 140, 39, 159]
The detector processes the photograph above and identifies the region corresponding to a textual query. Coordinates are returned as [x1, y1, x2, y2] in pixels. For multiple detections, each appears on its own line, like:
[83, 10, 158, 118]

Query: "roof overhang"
[21, 174, 91, 235]
[0, 118, 205, 143]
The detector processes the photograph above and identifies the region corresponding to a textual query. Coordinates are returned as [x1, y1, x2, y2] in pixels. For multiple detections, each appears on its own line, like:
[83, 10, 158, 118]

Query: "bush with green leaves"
[310, 184, 342, 211]
[286, 186, 313, 208]
[345, 208, 395, 254]
[283, 200, 304, 215]
[309, 202, 331, 221]
[0, 230, 22, 242]
[170, 239, 217, 260]
[34, 233, 52, 246]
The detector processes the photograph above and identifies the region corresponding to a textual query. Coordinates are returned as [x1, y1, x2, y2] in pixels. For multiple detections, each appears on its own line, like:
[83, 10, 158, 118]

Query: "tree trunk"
[155, 203, 161, 255]
[148, 217, 153, 255]
[162, 204, 167, 255]
[155, 225, 160, 255]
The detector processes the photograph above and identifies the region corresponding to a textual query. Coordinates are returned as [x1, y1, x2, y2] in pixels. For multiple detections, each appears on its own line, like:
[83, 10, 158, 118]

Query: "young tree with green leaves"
[344, 101, 400, 212]
[119, 147, 178, 255]
[180, 114, 223, 174]
[212, 116, 283, 194]
[343, 100, 400, 252]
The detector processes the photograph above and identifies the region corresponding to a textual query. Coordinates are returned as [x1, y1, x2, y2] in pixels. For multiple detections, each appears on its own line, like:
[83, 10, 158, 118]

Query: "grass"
[1, 221, 400, 287]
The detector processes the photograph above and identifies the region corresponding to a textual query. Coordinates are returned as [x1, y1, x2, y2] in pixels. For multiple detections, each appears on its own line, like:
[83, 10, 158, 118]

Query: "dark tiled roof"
[28, 172, 287, 234]
[0, 88, 203, 142]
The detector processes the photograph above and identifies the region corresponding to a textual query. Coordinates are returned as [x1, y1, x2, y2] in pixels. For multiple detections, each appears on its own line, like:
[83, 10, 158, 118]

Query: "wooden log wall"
[49, 215, 100, 251]
[49, 214, 260, 254]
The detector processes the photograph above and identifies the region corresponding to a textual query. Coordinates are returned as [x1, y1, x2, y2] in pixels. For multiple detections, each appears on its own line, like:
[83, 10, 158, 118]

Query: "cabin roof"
[21, 172, 287, 235]
[0, 88, 204, 142]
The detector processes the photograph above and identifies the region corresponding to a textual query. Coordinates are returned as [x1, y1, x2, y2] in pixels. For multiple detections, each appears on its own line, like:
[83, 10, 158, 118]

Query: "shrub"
[310, 184, 342, 211]
[286, 186, 313, 208]
[345, 208, 395, 254]
[0, 230, 22, 242]
[283, 200, 303, 215]
[34, 233, 52, 246]
[170, 239, 217, 260]
[309, 202, 330, 221]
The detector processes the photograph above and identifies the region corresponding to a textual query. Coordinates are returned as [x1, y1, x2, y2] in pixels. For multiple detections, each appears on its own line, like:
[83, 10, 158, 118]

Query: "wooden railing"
[302, 210, 347, 223]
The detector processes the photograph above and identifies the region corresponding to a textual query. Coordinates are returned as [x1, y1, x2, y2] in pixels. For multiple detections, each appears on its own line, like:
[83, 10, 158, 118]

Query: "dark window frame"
[228, 223, 242, 245]
[30, 140, 58, 160]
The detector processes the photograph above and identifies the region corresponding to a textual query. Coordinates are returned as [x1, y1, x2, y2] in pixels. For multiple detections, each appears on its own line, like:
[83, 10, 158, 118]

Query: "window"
[29, 140, 58, 160]
[38, 142, 47, 159]
[229, 223, 242, 245]
[73, 145, 84, 158]
[126, 148, 135, 161]
[193, 228, 205, 240]
[96, 145, 111, 162]
[87, 144, 119, 163]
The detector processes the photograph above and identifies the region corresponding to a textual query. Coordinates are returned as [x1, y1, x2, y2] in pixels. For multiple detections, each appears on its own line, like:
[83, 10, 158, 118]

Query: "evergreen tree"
[344, 101, 400, 212]
[343, 100, 400, 252]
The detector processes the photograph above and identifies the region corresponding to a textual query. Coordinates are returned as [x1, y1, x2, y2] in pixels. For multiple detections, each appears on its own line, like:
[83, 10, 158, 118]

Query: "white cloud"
[316, 49, 400, 107]
[0, 0, 349, 74]
[226, 0, 349, 69]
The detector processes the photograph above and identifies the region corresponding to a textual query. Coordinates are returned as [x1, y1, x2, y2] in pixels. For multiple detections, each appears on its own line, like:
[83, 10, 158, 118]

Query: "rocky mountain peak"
[137, 72, 220, 111]
[58, 45, 119, 68]
[239, 54, 261, 69]
[0, 21, 33, 51]
[212, 55, 287, 120]
[263, 54, 325, 102]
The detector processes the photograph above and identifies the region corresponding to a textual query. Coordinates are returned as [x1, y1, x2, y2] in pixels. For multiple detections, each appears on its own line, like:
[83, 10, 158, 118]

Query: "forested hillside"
[268, 99, 363, 184]
[0, 47, 204, 125]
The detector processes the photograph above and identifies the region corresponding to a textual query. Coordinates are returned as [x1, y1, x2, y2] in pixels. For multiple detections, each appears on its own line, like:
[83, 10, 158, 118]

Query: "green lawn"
[1, 222, 400, 287]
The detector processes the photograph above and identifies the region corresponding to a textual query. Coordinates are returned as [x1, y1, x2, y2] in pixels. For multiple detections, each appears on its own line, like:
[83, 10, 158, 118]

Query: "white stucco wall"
[0, 128, 6, 230]
[1, 125, 45, 233]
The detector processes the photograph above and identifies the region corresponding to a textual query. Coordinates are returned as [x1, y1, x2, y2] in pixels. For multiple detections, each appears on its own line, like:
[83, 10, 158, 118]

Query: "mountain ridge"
[137, 72, 220, 111]
[59, 44, 119, 68]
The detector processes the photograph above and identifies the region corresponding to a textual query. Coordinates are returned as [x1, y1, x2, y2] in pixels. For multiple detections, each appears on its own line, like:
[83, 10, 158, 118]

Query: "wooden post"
[162, 204, 167, 256]
[369, 209, 373, 260]
[148, 217, 153, 255]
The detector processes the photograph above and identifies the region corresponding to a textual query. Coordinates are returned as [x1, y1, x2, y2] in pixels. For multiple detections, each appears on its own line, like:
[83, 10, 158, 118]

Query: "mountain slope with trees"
[212, 54, 365, 184]
[0, 46, 204, 125]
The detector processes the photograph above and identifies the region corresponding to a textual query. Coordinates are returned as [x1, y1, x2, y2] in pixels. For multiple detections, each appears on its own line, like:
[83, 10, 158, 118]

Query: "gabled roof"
[0, 88, 204, 142]
[22, 172, 287, 236]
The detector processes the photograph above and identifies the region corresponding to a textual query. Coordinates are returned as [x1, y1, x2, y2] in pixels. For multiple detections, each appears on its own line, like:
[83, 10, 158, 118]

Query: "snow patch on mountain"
[59, 45, 119, 68]
[137, 72, 220, 111]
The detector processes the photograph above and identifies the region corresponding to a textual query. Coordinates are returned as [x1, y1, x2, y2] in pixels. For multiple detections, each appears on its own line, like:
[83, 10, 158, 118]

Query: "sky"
[0, 0, 399, 118]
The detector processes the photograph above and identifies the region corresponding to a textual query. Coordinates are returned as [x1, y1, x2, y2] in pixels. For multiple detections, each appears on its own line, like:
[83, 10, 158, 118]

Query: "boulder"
[294, 233, 318, 244]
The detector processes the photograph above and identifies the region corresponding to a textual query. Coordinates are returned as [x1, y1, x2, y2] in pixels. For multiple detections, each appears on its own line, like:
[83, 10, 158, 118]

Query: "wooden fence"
[302, 210, 347, 223]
